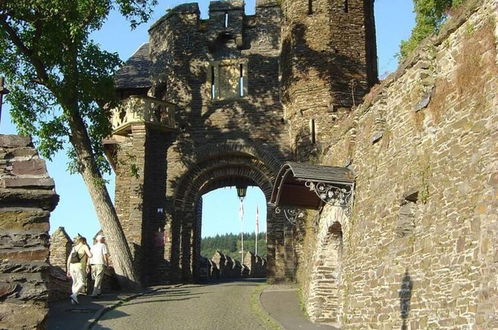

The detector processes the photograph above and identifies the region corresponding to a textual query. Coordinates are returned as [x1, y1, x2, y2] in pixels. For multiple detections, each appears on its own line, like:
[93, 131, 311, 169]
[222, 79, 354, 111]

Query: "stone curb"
[84, 284, 183, 330]
[253, 285, 283, 330]
[258, 290, 284, 330]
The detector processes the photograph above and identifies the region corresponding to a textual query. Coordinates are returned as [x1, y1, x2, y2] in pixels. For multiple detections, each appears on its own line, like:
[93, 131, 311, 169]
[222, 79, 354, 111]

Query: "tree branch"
[0, 15, 50, 84]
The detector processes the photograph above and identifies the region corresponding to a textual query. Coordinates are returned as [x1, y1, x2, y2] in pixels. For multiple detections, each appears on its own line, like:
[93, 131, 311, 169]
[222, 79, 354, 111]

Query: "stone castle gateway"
[104, 0, 498, 328]
[106, 0, 377, 285]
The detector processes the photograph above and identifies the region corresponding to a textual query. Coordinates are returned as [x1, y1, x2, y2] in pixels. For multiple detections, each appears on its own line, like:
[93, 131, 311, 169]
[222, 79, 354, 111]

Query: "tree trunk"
[67, 111, 141, 290]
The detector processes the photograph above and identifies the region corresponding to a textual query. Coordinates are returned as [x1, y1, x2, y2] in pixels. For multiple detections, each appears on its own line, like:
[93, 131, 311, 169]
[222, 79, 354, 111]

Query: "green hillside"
[201, 232, 267, 261]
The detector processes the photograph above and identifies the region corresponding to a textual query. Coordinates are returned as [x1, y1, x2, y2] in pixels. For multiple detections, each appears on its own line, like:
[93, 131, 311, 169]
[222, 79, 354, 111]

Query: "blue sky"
[0, 0, 415, 241]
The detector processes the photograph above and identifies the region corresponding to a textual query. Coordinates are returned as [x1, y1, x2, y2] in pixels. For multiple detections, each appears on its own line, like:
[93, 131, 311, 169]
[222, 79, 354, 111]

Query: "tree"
[0, 0, 156, 288]
[400, 0, 465, 58]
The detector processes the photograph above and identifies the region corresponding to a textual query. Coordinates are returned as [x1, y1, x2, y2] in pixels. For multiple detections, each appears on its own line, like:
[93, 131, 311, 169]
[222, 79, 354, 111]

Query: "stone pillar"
[0, 135, 58, 329]
[243, 251, 256, 276]
[211, 251, 226, 278]
[49, 227, 72, 270]
[114, 124, 171, 285]
[192, 198, 203, 282]
[47, 227, 73, 302]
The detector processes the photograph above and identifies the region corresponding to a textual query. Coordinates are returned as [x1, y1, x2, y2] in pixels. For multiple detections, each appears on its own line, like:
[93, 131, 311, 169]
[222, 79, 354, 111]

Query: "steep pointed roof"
[114, 43, 151, 90]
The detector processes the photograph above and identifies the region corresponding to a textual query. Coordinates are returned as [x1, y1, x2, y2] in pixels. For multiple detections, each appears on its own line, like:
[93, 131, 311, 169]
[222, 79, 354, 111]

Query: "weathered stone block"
[11, 159, 47, 176]
[0, 302, 47, 329]
[2, 147, 38, 159]
[0, 135, 31, 148]
[0, 248, 49, 262]
[0, 209, 50, 231]
[0, 135, 56, 329]
[0, 189, 59, 211]
[1, 177, 55, 189]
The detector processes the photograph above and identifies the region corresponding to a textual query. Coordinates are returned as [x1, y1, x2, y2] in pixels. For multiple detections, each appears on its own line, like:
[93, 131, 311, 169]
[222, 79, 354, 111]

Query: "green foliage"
[400, 0, 466, 59]
[0, 0, 156, 172]
[201, 232, 267, 261]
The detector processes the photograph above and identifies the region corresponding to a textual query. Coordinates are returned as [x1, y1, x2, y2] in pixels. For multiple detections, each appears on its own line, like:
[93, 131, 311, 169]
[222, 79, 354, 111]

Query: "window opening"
[310, 119, 316, 144]
[239, 64, 244, 97]
[224, 12, 229, 28]
[211, 66, 216, 100]
[343, 0, 349, 13]
[308, 0, 313, 15]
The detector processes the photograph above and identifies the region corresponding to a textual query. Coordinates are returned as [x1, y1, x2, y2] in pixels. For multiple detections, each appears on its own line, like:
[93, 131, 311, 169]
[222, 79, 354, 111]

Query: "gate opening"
[197, 186, 267, 281]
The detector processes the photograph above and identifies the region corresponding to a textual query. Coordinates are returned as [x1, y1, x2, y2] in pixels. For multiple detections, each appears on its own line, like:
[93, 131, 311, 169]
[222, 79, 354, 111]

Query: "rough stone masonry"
[107, 0, 377, 286]
[106, 0, 497, 328]
[0, 135, 58, 329]
[294, 0, 498, 328]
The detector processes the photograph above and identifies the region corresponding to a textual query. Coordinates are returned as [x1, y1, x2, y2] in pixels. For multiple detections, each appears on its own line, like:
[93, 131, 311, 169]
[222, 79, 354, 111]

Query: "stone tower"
[280, 0, 378, 159]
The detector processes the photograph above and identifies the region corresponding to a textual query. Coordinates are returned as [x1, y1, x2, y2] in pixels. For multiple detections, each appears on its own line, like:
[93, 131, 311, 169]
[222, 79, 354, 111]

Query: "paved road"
[93, 279, 269, 330]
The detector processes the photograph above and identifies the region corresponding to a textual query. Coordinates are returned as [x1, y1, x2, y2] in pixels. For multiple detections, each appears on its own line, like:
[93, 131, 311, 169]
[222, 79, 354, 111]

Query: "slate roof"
[283, 162, 354, 184]
[114, 43, 151, 90]
[270, 162, 354, 209]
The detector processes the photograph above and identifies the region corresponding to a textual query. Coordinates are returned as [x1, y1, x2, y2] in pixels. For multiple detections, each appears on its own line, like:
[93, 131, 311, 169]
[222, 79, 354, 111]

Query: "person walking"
[90, 234, 109, 298]
[67, 235, 92, 304]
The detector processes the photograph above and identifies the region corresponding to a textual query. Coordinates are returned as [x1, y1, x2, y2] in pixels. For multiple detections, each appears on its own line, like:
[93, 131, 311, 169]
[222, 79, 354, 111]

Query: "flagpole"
[240, 198, 244, 261]
[255, 206, 259, 256]
[236, 186, 247, 262]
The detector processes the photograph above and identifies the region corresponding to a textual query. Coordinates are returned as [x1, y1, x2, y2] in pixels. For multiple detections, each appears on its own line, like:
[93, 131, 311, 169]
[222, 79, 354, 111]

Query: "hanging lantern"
[236, 185, 247, 199]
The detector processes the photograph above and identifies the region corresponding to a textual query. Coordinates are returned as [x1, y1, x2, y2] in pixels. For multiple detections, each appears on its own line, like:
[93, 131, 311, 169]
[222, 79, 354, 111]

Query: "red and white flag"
[239, 199, 244, 221]
[255, 206, 259, 235]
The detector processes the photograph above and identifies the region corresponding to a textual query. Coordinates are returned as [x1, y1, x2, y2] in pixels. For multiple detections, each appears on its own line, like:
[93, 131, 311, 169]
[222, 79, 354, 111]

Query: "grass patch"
[250, 284, 282, 330]
[297, 287, 310, 319]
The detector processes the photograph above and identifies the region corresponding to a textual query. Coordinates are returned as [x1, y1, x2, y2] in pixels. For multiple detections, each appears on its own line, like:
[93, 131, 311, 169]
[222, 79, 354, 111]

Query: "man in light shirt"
[90, 234, 109, 298]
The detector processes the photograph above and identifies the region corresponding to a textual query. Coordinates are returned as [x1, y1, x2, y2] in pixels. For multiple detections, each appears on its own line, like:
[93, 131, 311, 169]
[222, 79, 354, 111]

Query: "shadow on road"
[94, 309, 130, 327]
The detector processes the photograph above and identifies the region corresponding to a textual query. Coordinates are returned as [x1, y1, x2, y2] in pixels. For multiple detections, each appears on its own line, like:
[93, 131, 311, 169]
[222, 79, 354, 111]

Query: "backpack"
[69, 247, 81, 264]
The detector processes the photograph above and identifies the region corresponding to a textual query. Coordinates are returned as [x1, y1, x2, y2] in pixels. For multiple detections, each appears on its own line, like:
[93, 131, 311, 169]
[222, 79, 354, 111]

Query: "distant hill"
[201, 232, 267, 261]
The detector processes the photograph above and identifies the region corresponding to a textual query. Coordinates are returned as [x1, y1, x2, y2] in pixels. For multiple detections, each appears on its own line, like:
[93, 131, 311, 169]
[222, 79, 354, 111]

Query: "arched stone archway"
[306, 207, 346, 325]
[167, 141, 293, 282]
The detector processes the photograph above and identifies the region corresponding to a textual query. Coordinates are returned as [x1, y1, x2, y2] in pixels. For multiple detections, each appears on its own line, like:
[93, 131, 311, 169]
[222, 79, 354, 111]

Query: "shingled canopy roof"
[114, 43, 151, 90]
[270, 162, 354, 210]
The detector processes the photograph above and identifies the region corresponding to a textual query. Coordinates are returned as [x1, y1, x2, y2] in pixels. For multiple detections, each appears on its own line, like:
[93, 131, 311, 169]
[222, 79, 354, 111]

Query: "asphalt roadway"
[93, 279, 268, 330]
[47, 279, 338, 330]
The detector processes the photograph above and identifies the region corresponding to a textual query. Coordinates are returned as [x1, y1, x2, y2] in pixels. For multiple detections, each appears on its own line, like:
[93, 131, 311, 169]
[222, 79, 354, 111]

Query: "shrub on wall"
[400, 0, 466, 58]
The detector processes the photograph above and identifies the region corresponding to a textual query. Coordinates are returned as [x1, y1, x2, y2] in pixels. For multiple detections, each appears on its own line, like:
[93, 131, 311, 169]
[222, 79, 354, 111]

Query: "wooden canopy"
[270, 162, 354, 209]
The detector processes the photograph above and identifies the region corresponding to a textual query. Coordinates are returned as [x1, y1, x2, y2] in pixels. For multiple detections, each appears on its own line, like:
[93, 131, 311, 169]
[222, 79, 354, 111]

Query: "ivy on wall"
[400, 0, 466, 59]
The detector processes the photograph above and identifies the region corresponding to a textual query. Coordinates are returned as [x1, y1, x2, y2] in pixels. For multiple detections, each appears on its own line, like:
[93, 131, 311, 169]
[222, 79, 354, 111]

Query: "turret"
[280, 0, 378, 159]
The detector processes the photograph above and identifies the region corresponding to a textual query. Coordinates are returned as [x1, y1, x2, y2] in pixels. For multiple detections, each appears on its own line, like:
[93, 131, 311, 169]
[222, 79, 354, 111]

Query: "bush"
[400, 0, 466, 59]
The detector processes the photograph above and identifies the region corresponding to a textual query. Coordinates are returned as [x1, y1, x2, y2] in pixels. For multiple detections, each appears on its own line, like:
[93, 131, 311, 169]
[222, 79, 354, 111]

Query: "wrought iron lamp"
[236, 185, 247, 200]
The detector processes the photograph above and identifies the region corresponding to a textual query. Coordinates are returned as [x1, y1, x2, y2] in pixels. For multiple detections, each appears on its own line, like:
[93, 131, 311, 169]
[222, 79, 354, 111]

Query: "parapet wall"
[0, 135, 58, 329]
[297, 0, 498, 328]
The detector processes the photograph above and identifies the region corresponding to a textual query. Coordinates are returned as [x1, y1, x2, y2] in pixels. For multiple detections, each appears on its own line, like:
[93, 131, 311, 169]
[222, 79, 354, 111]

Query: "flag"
[255, 206, 259, 235]
[239, 199, 244, 221]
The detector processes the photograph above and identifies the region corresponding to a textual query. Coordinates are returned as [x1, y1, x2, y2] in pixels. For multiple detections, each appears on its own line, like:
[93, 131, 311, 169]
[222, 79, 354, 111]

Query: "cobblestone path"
[93, 279, 268, 330]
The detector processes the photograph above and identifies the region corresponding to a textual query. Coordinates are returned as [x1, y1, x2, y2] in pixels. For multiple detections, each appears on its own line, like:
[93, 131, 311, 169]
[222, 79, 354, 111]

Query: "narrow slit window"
[224, 12, 229, 28]
[343, 0, 349, 13]
[239, 64, 244, 97]
[308, 0, 313, 15]
[310, 119, 316, 144]
[211, 66, 216, 100]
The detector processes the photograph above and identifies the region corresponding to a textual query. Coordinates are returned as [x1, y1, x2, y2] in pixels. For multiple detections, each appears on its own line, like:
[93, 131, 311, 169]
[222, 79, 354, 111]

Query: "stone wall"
[0, 135, 58, 329]
[47, 227, 72, 302]
[280, 0, 377, 160]
[113, 0, 295, 284]
[209, 250, 267, 279]
[243, 251, 267, 278]
[296, 0, 498, 328]
[49, 227, 71, 270]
